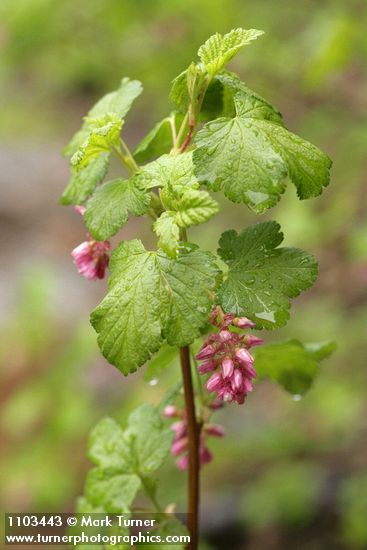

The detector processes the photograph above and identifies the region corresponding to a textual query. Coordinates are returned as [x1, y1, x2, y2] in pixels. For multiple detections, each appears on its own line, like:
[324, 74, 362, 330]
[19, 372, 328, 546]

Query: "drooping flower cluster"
[71, 205, 110, 280]
[196, 306, 263, 405]
[163, 405, 224, 470]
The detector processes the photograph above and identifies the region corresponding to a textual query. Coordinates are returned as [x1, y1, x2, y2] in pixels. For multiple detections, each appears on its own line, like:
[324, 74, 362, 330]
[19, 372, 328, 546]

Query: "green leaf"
[198, 28, 264, 75]
[153, 189, 218, 257]
[144, 343, 179, 382]
[134, 152, 198, 193]
[88, 406, 173, 476]
[217, 221, 318, 329]
[172, 189, 219, 227]
[193, 93, 331, 212]
[254, 339, 336, 394]
[169, 64, 204, 113]
[91, 240, 220, 374]
[84, 178, 150, 240]
[139, 517, 189, 550]
[126, 404, 173, 473]
[153, 212, 180, 258]
[60, 153, 109, 206]
[64, 78, 142, 156]
[88, 418, 132, 472]
[134, 113, 183, 163]
[85, 468, 141, 513]
[71, 114, 123, 170]
[215, 71, 284, 123]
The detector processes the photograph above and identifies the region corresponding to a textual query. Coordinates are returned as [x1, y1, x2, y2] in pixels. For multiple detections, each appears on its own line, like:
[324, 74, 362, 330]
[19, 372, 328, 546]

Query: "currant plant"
[62, 28, 335, 549]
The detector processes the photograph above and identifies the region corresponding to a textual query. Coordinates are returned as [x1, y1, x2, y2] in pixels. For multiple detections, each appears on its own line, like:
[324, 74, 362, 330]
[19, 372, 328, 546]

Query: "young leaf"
[71, 114, 123, 170]
[126, 404, 173, 473]
[153, 212, 180, 258]
[60, 153, 109, 205]
[84, 178, 150, 240]
[198, 28, 264, 75]
[169, 64, 205, 113]
[88, 418, 132, 472]
[140, 517, 189, 550]
[217, 221, 318, 329]
[134, 152, 199, 193]
[254, 339, 336, 394]
[134, 113, 183, 163]
[90, 240, 220, 373]
[193, 94, 331, 212]
[64, 78, 142, 156]
[85, 468, 141, 513]
[153, 190, 219, 257]
[88, 406, 173, 477]
[172, 189, 220, 227]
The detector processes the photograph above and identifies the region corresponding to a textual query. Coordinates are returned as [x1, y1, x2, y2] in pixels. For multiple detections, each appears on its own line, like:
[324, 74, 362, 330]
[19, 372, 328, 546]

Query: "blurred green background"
[1, 1, 367, 548]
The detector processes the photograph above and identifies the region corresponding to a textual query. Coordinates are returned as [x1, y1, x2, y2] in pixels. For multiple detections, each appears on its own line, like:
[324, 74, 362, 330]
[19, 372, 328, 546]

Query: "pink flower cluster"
[163, 405, 224, 470]
[71, 206, 110, 280]
[196, 306, 263, 405]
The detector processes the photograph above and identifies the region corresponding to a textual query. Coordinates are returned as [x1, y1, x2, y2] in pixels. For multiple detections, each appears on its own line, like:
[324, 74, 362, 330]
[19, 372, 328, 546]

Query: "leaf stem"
[120, 138, 139, 173]
[140, 476, 164, 514]
[174, 112, 189, 150]
[169, 113, 178, 147]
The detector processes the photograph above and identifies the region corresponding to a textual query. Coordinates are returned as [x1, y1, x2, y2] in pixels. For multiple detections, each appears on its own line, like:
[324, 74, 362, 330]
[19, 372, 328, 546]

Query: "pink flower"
[163, 405, 177, 418]
[71, 238, 110, 280]
[162, 405, 224, 471]
[196, 306, 263, 405]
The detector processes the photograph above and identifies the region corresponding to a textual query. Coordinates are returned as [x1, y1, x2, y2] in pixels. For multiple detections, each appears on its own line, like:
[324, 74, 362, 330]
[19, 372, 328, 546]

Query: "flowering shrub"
[61, 28, 335, 549]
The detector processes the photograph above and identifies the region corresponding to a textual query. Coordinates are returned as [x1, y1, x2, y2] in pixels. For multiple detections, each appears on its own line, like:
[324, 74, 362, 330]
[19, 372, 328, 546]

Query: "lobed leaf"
[126, 404, 173, 473]
[154, 211, 180, 258]
[84, 178, 150, 240]
[134, 113, 183, 163]
[217, 221, 318, 329]
[193, 92, 331, 212]
[87, 417, 133, 473]
[198, 28, 264, 75]
[85, 468, 141, 513]
[134, 152, 198, 192]
[153, 189, 219, 257]
[172, 189, 220, 227]
[64, 78, 142, 156]
[254, 339, 336, 394]
[90, 240, 220, 373]
[60, 153, 109, 206]
[70, 114, 123, 170]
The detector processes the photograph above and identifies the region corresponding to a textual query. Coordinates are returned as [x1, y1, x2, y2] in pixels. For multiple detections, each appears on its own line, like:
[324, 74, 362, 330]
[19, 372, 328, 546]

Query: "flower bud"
[198, 360, 216, 374]
[206, 372, 223, 392]
[233, 316, 256, 328]
[243, 335, 264, 348]
[171, 436, 188, 456]
[218, 330, 232, 342]
[233, 369, 243, 390]
[222, 358, 234, 378]
[205, 424, 225, 437]
[199, 446, 213, 465]
[196, 344, 215, 360]
[176, 454, 189, 470]
[171, 421, 186, 440]
[235, 348, 254, 365]
[163, 405, 177, 418]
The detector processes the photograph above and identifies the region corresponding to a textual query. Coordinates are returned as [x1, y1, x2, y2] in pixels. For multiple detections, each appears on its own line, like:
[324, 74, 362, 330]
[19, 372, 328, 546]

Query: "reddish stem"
[179, 122, 195, 154]
[180, 346, 201, 550]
